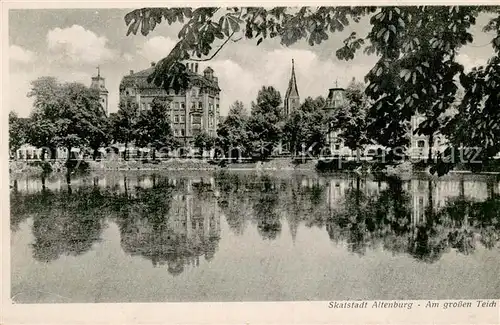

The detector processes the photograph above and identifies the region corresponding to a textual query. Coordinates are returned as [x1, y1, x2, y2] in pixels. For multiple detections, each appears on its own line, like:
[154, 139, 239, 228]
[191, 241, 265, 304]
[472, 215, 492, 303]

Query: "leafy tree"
[283, 96, 328, 156]
[9, 112, 28, 159]
[361, 7, 498, 168]
[439, 52, 500, 173]
[111, 98, 140, 160]
[27, 77, 108, 162]
[251, 85, 282, 117]
[26, 77, 60, 160]
[135, 97, 175, 160]
[123, 7, 376, 93]
[124, 6, 500, 174]
[88, 117, 112, 161]
[333, 80, 372, 156]
[193, 131, 216, 156]
[216, 101, 249, 158]
[247, 86, 284, 159]
[55, 82, 108, 159]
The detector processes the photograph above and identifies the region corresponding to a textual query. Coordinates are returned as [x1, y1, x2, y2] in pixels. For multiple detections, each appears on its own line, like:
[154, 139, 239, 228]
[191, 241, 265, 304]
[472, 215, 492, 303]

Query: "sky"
[8, 8, 497, 117]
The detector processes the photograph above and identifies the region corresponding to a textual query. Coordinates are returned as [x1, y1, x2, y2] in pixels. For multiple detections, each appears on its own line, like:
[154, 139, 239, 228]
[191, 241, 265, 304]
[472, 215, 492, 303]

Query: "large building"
[119, 62, 221, 143]
[322, 81, 446, 158]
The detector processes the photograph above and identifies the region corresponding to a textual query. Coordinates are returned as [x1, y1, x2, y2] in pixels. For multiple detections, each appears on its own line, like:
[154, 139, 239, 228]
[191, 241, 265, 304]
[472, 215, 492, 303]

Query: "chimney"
[151, 62, 156, 67]
[195, 63, 198, 73]
[129, 70, 134, 75]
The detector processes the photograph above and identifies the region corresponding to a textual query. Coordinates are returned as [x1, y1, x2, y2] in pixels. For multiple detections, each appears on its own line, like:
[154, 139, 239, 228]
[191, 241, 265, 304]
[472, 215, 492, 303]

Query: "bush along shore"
[9, 157, 319, 174]
[9, 157, 500, 176]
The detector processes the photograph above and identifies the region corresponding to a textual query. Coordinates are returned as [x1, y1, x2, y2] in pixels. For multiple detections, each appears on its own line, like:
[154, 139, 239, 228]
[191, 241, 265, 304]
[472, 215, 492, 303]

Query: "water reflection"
[213, 172, 500, 261]
[115, 177, 221, 274]
[10, 171, 500, 271]
[29, 185, 107, 262]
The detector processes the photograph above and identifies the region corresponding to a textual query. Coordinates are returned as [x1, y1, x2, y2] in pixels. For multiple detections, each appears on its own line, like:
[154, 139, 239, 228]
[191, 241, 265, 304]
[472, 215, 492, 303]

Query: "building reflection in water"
[116, 176, 221, 275]
[10, 172, 500, 266]
[322, 174, 500, 261]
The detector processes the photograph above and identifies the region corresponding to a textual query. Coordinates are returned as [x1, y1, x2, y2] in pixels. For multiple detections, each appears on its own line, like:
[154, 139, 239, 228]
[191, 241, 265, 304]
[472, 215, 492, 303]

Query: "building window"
[216, 104, 219, 110]
[181, 129, 185, 136]
[192, 115, 201, 124]
[174, 115, 179, 123]
[198, 101, 203, 109]
[147, 103, 151, 110]
[417, 140, 426, 148]
[209, 104, 214, 113]
[174, 102, 179, 110]
[180, 115, 185, 123]
[192, 88, 197, 97]
[181, 102, 185, 109]
[209, 116, 214, 127]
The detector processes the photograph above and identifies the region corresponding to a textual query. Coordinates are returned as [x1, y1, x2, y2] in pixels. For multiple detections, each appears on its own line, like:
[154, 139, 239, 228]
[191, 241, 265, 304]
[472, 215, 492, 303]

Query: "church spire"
[284, 59, 300, 115]
[286, 59, 299, 98]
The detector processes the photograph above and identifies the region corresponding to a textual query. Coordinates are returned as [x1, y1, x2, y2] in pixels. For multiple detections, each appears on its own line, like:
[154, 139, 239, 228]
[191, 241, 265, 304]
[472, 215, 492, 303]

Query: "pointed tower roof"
[285, 59, 299, 98]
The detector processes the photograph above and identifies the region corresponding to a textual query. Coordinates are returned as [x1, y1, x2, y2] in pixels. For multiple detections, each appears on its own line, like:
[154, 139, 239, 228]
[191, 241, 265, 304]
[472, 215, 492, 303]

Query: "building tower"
[90, 66, 109, 115]
[324, 83, 348, 154]
[284, 59, 300, 115]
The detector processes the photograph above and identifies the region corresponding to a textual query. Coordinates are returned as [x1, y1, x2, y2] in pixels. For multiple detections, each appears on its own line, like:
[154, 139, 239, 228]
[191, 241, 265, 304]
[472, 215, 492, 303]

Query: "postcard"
[2, 1, 499, 324]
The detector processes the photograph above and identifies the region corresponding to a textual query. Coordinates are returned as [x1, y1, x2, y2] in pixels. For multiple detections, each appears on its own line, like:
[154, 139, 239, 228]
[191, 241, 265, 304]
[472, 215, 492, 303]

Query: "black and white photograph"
[4, 3, 500, 314]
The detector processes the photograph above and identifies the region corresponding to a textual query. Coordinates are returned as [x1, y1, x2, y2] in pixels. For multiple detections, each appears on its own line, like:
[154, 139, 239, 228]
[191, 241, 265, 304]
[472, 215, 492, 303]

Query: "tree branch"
[188, 9, 244, 61]
[189, 31, 237, 62]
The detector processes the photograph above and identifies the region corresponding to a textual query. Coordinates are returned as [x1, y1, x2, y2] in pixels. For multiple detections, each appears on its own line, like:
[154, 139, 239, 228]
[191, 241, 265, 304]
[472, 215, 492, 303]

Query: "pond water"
[10, 171, 500, 303]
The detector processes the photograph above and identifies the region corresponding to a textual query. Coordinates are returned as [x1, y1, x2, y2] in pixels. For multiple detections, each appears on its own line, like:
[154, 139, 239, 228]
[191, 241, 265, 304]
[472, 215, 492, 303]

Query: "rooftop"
[120, 66, 220, 91]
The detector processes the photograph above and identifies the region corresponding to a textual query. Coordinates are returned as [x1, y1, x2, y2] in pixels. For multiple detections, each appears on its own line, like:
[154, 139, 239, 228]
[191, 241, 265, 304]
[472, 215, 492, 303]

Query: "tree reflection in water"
[10, 179, 52, 232]
[325, 176, 500, 262]
[215, 172, 330, 240]
[29, 176, 107, 262]
[214, 172, 500, 261]
[253, 175, 282, 240]
[215, 172, 254, 236]
[10, 172, 500, 268]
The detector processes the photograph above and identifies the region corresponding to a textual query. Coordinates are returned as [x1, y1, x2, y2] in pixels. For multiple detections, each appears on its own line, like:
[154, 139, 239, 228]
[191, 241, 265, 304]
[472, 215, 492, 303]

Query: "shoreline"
[8, 159, 500, 177]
